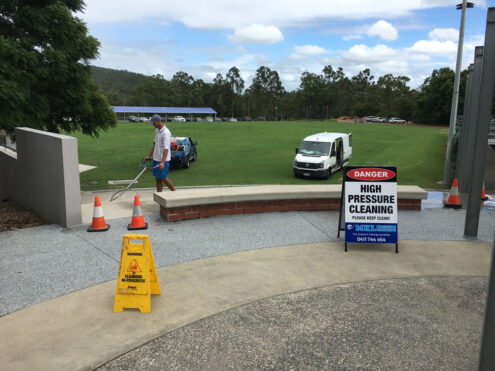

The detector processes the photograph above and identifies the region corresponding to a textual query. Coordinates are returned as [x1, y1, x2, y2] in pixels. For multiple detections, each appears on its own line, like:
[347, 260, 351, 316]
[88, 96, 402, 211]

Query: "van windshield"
[299, 141, 330, 156]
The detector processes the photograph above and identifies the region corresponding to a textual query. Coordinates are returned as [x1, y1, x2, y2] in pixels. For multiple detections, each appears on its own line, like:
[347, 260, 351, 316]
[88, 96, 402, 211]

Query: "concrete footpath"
[0, 189, 494, 370]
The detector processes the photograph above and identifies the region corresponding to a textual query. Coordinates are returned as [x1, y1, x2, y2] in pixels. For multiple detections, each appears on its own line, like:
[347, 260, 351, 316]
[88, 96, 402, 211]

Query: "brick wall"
[161, 198, 421, 222]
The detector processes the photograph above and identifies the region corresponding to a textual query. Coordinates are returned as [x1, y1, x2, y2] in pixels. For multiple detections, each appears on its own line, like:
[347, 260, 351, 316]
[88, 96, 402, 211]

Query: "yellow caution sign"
[114, 234, 160, 313]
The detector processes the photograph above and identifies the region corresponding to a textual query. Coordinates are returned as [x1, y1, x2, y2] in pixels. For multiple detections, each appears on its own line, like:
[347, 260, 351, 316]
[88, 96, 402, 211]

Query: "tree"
[299, 72, 326, 119]
[350, 68, 378, 117]
[189, 79, 206, 108]
[226, 66, 244, 117]
[352, 68, 374, 89]
[323, 65, 345, 83]
[278, 91, 303, 120]
[248, 66, 285, 120]
[209, 73, 230, 115]
[170, 71, 194, 107]
[0, 0, 116, 136]
[132, 74, 174, 106]
[376, 74, 415, 119]
[106, 89, 124, 106]
[321, 65, 352, 118]
[414, 67, 457, 125]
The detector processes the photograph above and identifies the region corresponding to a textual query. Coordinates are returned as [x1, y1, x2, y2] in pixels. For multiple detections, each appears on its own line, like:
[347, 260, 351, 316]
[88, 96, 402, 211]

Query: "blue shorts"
[152, 161, 170, 179]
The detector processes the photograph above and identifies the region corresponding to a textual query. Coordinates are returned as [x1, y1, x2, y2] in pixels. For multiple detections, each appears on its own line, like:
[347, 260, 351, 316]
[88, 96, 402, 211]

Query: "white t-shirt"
[153, 126, 172, 162]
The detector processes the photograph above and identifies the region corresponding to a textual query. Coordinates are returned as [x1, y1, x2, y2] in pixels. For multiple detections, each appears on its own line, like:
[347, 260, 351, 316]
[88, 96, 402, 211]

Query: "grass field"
[73, 120, 448, 191]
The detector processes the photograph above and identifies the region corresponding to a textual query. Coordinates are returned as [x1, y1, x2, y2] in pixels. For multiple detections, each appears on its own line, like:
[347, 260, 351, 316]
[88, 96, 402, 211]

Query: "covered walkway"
[112, 106, 217, 121]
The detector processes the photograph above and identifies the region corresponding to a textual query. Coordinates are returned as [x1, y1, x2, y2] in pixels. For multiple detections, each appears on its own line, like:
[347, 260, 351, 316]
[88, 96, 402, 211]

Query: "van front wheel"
[324, 168, 332, 180]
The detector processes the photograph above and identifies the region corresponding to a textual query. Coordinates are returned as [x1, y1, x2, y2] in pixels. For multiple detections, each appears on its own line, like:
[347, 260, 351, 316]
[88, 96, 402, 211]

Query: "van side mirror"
[295, 148, 299, 154]
[331, 149, 336, 156]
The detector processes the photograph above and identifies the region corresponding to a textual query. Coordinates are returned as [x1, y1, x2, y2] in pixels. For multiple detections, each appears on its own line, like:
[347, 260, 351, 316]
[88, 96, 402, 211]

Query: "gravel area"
[1, 208, 494, 316]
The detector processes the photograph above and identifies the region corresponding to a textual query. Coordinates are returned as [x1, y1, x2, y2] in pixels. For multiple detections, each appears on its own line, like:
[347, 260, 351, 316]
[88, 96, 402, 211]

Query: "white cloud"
[420, 0, 486, 7]
[408, 54, 432, 62]
[318, 44, 410, 84]
[342, 44, 398, 62]
[408, 39, 458, 55]
[228, 24, 283, 44]
[461, 33, 485, 68]
[367, 20, 398, 41]
[94, 30, 482, 93]
[294, 45, 327, 55]
[81, 0, 484, 29]
[92, 35, 478, 93]
[201, 53, 259, 72]
[290, 45, 328, 59]
[321, 28, 482, 88]
[334, 21, 399, 42]
[93, 44, 178, 77]
[429, 28, 459, 41]
[319, 39, 455, 88]
[343, 34, 363, 41]
[84, 0, 489, 92]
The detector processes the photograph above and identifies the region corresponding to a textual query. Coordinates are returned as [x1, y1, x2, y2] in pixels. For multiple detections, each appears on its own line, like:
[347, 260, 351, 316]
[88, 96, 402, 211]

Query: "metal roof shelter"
[112, 106, 217, 121]
[112, 106, 216, 115]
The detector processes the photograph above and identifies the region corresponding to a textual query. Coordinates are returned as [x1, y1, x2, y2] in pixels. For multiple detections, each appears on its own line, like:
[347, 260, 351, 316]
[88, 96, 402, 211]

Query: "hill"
[90, 66, 146, 104]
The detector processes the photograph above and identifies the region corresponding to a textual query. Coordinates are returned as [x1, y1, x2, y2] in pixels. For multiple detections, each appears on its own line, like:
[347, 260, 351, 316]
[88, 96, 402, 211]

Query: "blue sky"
[80, 0, 493, 90]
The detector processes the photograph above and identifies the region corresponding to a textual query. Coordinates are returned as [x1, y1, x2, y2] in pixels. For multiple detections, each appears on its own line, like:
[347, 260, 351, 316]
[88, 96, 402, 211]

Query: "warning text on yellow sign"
[114, 234, 160, 313]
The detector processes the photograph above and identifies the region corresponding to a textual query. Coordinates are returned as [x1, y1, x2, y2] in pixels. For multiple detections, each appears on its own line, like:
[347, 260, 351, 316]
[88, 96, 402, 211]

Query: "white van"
[293, 132, 352, 179]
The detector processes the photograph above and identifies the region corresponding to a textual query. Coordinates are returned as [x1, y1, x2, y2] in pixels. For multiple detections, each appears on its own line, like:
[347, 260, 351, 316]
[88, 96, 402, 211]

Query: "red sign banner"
[346, 168, 396, 181]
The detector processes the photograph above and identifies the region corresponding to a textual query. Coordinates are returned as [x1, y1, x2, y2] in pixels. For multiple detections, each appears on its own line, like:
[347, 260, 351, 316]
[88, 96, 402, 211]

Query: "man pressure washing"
[144, 114, 176, 192]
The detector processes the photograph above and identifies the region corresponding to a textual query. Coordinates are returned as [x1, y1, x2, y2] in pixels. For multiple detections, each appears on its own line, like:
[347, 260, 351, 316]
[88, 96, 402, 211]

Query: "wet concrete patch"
[422, 191, 445, 209]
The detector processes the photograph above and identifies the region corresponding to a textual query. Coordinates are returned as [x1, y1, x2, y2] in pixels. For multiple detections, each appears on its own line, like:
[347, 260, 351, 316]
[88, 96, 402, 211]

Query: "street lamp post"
[443, 0, 474, 185]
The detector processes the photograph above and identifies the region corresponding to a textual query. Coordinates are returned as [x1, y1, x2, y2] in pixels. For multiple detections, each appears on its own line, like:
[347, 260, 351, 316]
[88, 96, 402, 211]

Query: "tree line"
[93, 65, 468, 126]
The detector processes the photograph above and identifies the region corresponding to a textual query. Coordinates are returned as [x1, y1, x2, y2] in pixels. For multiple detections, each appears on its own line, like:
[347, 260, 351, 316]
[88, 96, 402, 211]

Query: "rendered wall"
[486, 147, 495, 192]
[0, 128, 82, 227]
[0, 147, 17, 200]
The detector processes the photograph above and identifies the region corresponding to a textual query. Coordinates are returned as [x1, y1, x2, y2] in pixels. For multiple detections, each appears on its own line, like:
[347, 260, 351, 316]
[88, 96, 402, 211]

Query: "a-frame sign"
[338, 166, 398, 253]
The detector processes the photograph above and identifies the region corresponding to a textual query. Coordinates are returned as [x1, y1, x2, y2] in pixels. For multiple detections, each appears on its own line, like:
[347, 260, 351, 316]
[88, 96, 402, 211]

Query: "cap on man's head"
[150, 114, 162, 124]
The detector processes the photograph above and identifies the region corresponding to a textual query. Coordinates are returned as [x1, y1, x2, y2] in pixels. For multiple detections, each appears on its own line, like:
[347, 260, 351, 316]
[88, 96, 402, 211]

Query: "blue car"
[170, 137, 198, 168]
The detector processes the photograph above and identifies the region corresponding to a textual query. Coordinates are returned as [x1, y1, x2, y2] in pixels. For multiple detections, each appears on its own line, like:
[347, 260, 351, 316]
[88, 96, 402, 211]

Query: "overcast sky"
[80, 0, 493, 90]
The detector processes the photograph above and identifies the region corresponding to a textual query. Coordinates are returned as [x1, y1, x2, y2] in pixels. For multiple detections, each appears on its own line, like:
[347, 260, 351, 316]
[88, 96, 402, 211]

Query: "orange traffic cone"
[444, 178, 462, 209]
[128, 195, 148, 230]
[482, 181, 488, 201]
[87, 196, 110, 232]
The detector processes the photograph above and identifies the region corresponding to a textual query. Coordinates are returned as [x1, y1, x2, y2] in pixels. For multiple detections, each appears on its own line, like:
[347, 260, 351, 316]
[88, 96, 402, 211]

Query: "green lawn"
[73, 120, 447, 191]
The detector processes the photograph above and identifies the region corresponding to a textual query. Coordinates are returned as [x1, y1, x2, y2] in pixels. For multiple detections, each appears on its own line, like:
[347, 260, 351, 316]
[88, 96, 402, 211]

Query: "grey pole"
[456, 63, 473, 191]
[478, 230, 495, 370]
[444, 0, 469, 184]
[460, 47, 484, 193]
[464, 8, 495, 237]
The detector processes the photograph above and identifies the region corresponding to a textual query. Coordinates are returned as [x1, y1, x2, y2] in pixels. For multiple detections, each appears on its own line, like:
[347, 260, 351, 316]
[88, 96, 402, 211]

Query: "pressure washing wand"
[110, 160, 159, 202]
